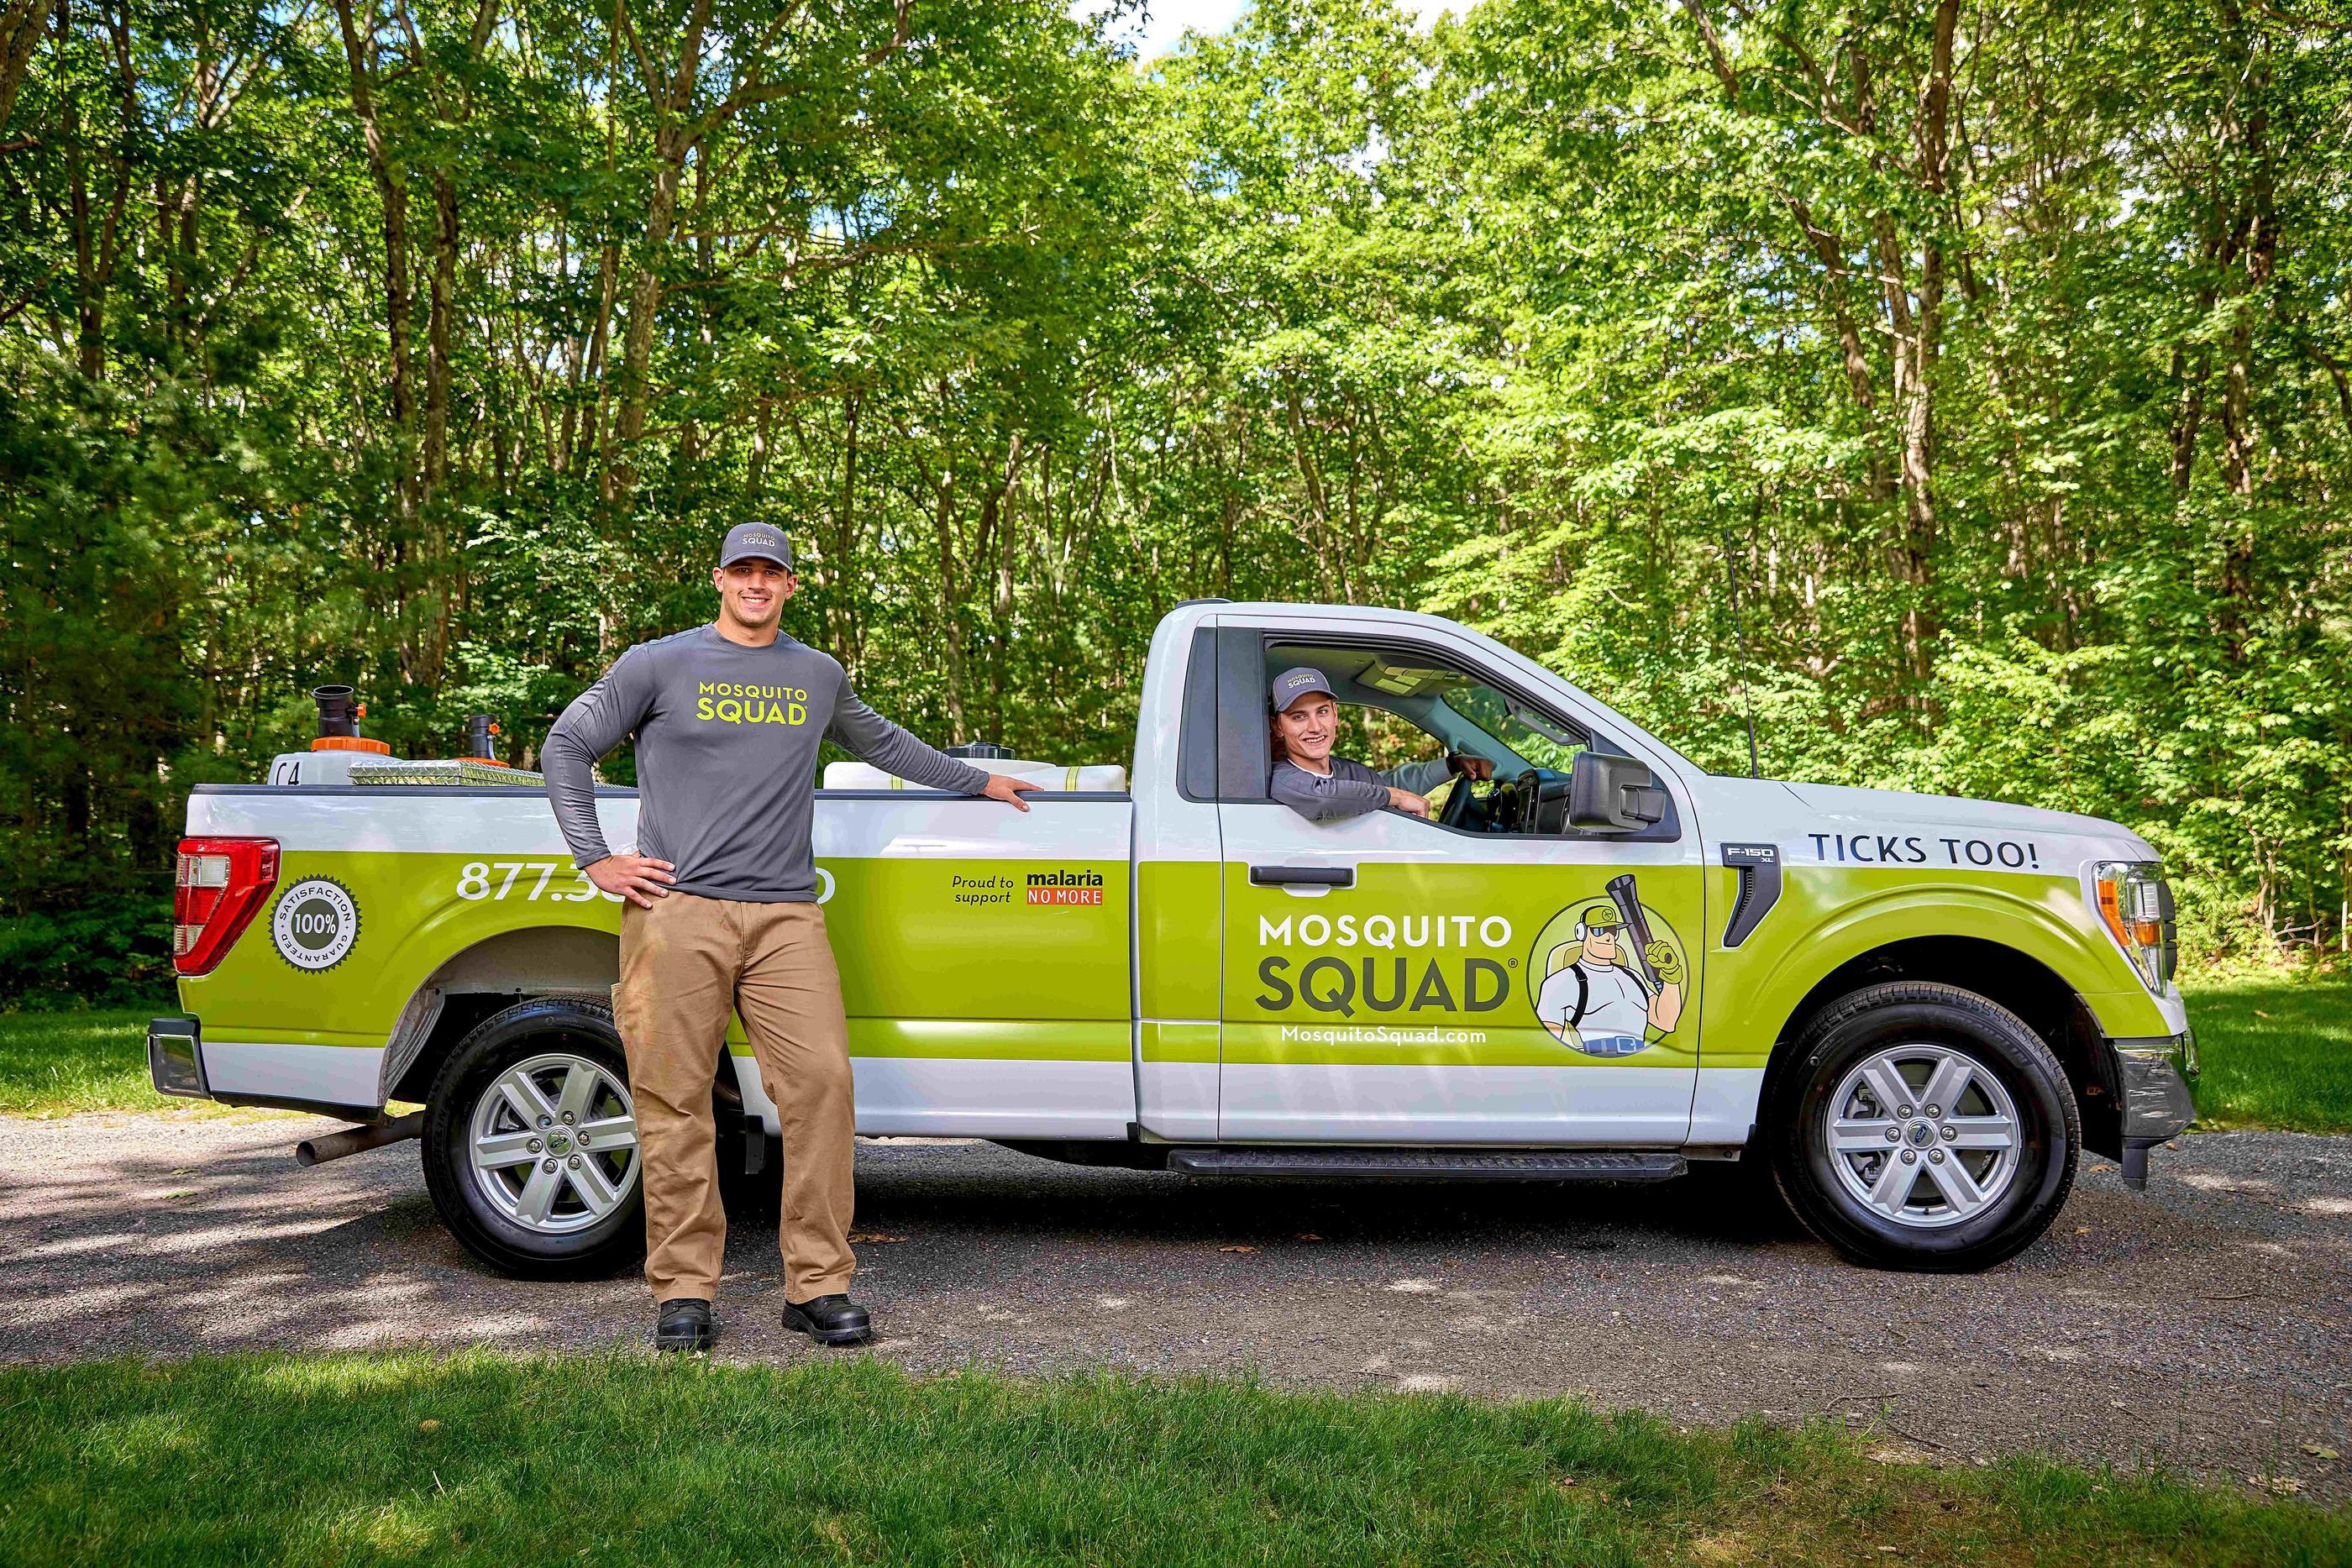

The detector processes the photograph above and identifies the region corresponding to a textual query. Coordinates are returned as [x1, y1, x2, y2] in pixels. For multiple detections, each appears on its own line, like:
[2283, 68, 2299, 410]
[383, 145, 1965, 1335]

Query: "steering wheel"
[1439, 767, 1542, 833]
[1438, 767, 1481, 831]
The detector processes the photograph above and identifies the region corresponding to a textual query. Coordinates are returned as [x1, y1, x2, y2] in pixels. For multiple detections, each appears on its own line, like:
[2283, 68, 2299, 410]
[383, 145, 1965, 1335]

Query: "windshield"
[1266, 642, 1594, 778]
[1439, 684, 1589, 774]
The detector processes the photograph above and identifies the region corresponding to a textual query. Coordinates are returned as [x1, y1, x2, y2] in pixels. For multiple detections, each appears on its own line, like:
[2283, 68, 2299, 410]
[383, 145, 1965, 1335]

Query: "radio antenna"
[1723, 527, 1761, 779]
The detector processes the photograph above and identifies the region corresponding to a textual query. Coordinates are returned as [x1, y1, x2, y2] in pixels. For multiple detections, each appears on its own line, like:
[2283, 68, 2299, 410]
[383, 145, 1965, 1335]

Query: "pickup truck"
[149, 600, 2197, 1276]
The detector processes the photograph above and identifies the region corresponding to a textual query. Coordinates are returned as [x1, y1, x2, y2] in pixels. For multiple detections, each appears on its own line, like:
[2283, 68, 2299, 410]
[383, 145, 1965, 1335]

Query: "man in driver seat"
[1268, 666, 1492, 822]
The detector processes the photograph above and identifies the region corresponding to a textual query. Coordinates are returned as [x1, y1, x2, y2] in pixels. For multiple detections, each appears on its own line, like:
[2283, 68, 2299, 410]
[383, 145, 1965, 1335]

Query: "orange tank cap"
[310, 736, 391, 754]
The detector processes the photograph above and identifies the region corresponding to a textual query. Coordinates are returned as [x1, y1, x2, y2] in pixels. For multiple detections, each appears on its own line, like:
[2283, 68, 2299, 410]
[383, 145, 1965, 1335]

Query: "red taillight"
[174, 837, 280, 976]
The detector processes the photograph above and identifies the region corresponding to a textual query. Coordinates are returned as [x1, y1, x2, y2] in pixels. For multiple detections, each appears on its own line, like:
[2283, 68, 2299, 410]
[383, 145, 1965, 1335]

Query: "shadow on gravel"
[848, 1146, 1809, 1252]
[0, 1131, 1799, 1346]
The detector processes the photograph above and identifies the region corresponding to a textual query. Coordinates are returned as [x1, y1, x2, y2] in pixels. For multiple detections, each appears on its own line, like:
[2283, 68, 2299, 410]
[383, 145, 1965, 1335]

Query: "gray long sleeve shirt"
[543, 625, 990, 901]
[1269, 755, 1454, 823]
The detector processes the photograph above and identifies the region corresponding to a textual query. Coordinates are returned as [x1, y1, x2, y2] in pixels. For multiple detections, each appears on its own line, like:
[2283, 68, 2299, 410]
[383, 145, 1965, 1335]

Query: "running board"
[1166, 1148, 1687, 1183]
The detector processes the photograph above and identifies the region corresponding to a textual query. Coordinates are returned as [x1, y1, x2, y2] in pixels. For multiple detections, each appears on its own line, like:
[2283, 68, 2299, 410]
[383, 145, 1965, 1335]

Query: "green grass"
[0, 1007, 178, 1116]
[1, 973, 2344, 1131]
[0, 1354, 2341, 1566]
[3, 978, 2348, 1133]
[2181, 970, 2352, 1134]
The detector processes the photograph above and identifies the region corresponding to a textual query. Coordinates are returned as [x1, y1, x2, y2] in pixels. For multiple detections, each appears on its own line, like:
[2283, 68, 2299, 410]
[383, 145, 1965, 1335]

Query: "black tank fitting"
[312, 685, 360, 738]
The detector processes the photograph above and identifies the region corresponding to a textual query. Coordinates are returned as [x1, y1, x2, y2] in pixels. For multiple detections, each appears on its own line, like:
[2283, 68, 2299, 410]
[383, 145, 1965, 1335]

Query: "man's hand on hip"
[587, 854, 677, 907]
[979, 774, 1043, 812]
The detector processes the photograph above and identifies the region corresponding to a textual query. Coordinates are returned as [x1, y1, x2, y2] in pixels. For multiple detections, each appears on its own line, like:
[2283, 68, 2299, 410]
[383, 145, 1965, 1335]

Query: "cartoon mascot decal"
[1532, 874, 1685, 1057]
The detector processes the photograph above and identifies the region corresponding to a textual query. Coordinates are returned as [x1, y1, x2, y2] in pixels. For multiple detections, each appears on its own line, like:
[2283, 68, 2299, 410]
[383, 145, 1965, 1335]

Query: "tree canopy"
[3, 0, 2347, 1002]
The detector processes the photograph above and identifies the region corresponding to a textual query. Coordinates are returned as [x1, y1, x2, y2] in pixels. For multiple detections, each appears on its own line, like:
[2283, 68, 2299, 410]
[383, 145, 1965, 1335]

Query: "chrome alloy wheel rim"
[1822, 1044, 2021, 1229]
[468, 1051, 640, 1233]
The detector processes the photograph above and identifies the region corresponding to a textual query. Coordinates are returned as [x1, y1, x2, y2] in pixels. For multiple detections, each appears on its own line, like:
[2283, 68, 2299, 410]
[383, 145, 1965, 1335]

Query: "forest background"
[3, 0, 2346, 1006]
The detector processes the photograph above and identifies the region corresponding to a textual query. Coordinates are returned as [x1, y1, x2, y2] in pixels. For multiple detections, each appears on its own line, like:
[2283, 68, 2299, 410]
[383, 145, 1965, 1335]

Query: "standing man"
[543, 524, 1037, 1352]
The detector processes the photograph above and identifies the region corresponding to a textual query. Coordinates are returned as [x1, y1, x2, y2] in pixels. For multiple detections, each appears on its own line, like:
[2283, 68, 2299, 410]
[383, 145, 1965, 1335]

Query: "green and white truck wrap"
[150, 601, 2197, 1275]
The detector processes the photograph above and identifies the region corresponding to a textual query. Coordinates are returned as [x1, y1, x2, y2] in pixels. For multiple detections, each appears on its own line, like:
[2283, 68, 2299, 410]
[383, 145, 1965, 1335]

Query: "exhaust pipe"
[296, 1110, 424, 1167]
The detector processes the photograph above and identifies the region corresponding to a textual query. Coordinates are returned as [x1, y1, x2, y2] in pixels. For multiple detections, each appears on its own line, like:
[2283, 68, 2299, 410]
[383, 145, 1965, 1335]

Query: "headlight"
[2092, 861, 2176, 994]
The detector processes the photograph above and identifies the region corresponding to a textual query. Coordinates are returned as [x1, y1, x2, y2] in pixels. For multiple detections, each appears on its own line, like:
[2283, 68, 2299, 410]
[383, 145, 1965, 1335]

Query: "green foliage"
[1, 1353, 2346, 1564]
[3, 0, 2346, 1002]
[0, 899, 174, 1012]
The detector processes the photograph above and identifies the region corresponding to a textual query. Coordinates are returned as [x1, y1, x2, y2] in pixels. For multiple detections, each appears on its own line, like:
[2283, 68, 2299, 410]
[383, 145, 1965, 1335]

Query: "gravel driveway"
[3, 1114, 2347, 1499]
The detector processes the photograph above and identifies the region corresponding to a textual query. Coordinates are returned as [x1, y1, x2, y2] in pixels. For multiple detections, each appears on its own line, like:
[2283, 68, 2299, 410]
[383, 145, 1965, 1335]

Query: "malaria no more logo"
[271, 877, 360, 972]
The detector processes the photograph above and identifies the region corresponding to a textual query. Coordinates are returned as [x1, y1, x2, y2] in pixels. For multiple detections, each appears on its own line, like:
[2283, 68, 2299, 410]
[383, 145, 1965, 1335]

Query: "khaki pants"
[613, 894, 856, 1303]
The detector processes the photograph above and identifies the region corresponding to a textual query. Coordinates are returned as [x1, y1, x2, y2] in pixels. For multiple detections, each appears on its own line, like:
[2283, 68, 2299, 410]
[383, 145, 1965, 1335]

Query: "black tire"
[1767, 982, 2078, 1272]
[422, 997, 646, 1280]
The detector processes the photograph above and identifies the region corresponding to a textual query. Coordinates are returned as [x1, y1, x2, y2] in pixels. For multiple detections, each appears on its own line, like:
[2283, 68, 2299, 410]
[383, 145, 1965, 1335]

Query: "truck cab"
[150, 600, 2197, 1276]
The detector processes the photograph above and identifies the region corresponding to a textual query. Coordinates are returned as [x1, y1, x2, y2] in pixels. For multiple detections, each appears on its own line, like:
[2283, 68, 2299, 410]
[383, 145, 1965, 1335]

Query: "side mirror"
[1567, 751, 1666, 832]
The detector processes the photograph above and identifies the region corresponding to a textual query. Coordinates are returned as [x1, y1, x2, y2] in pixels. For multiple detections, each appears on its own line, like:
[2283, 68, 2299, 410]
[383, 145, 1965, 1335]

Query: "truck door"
[1212, 619, 1704, 1146]
[1116, 611, 1230, 1142]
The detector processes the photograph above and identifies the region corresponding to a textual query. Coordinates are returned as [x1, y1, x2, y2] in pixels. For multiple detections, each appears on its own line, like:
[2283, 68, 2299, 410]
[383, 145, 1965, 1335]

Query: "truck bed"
[179, 784, 1139, 1137]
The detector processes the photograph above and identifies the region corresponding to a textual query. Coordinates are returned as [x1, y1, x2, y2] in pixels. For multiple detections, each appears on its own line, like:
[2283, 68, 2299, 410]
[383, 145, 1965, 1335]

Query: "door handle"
[1249, 865, 1354, 889]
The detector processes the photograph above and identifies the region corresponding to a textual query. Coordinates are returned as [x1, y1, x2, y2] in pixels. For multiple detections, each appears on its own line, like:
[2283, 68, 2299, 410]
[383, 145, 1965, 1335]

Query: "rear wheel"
[1769, 982, 2077, 1272]
[422, 998, 645, 1279]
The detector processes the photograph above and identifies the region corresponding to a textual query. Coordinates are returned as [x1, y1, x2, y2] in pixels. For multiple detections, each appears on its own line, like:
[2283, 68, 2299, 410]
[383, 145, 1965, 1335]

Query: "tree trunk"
[63, 0, 96, 373]
[334, 0, 419, 535]
[583, 239, 618, 484]
[61, 0, 133, 380]
[832, 388, 861, 665]
[1884, 0, 1961, 690]
[418, 165, 459, 689]
[616, 123, 687, 455]
[932, 466, 966, 739]
[0, 0, 50, 137]
[2169, 346, 2204, 492]
[2210, 0, 2276, 661]
[425, 169, 458, 501]
[612, 0, 711, 482]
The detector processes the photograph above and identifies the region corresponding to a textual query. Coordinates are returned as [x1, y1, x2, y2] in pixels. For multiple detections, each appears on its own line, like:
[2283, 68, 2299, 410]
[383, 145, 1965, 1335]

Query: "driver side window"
[1263, 639, 1593, 837]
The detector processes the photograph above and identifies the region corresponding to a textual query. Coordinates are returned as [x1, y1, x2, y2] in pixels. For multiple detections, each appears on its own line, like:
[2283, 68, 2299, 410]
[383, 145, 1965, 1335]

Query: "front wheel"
[1768, 982, 2078, 1272]
[422, 998, 646, 1279]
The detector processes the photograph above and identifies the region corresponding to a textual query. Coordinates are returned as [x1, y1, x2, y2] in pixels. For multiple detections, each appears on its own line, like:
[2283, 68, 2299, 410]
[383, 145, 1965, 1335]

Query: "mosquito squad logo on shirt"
[693, 680, 811, 726]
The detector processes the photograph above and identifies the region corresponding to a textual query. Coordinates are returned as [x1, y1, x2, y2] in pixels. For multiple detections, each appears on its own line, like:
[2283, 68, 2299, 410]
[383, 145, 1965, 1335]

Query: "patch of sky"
[1071, 0, 1466, 66]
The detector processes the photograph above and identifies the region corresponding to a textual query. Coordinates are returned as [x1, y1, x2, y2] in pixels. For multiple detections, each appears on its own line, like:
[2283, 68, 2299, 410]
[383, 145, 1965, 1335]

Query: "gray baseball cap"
[1269, 665, 1337, 712]
[719, 522, 794, 570]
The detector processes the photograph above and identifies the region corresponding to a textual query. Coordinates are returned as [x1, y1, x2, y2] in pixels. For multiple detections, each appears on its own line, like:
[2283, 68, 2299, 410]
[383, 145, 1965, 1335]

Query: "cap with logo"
[1268, 666, 1337, 713]
[1575, 899, 1625, 934]
[720, 523, 794, 571]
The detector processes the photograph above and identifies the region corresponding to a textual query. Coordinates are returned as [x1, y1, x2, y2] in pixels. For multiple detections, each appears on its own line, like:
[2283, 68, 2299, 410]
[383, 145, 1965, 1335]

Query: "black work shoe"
[782, 1294, 872, 1346]
[654, 1298, 715, 1353]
